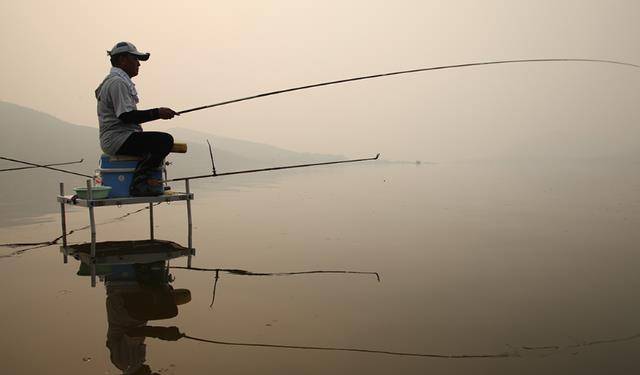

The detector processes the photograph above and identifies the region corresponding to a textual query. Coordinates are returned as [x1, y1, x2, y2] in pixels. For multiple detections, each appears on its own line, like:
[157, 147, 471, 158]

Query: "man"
[95, 41, 178, 196]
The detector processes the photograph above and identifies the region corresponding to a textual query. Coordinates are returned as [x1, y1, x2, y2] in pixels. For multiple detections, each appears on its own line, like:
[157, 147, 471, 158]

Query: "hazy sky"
[1, 1, 639, 161]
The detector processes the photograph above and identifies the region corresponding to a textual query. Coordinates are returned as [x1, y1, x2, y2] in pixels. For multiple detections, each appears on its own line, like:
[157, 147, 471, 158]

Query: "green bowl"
[73, 185, 112, 199]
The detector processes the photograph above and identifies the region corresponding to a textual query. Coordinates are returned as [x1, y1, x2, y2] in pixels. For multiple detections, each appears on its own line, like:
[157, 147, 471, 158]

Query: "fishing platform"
[57, 180, 195, 287]
[57, 150, 195, 287]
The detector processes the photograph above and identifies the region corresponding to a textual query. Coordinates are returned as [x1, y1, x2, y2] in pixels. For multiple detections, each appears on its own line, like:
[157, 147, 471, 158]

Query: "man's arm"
[119, 107, 178, 124]
[108, 79, 178, 124]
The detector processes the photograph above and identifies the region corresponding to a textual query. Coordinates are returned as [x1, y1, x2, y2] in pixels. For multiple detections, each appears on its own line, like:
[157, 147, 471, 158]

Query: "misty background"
[1, 0, 639, 162]
[2, 3, 640, 374]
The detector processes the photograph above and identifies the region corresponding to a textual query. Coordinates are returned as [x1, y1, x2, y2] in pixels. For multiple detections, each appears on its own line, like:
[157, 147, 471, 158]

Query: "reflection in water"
[73, 242, 191, 375]
[105, 262, 190, 375]
[68, 242, 640, 372]
[181, 334, 512, 359]
[0, 203, 162, 259]
[3, 162, 640, 373]
[169, 266, 380, 308]
[171, 266, 381, 280]
[95, 255, 511, 362]
[520, 332, 640, 355]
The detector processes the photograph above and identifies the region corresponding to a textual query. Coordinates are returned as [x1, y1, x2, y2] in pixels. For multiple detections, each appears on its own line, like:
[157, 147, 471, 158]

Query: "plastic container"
[73, 185, 112, 199]
[98, 154, 164, 197]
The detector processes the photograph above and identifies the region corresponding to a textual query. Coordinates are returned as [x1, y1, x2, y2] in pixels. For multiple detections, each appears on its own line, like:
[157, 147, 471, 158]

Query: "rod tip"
[374, 153, 380, 160]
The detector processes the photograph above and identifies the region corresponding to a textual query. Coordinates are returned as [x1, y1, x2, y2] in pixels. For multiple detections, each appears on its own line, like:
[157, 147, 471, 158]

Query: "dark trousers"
[117, 132, 174, 174]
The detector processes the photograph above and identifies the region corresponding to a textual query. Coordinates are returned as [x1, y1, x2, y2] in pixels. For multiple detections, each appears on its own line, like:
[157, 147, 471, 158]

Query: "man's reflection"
[103, 261, 190, 375]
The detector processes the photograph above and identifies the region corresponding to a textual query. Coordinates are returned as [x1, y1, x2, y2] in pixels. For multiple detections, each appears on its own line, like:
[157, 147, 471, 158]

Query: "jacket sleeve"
[119, 109, 160, 124]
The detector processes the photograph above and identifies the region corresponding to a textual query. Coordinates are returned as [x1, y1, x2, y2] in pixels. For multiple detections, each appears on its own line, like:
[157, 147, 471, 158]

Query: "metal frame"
[58, 179, 195, 287]
[63, 240, 195, 266]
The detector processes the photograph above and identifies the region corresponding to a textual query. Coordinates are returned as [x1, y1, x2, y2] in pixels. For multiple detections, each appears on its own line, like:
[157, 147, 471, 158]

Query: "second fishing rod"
[164, 139, 379, 183]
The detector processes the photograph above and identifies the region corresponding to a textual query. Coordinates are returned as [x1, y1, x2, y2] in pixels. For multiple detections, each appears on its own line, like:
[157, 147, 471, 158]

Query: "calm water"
[1, 160, 639, 374]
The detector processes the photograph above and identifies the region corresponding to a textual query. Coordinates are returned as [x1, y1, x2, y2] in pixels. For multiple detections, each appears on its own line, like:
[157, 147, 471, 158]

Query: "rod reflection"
[169, 266, 380, 309]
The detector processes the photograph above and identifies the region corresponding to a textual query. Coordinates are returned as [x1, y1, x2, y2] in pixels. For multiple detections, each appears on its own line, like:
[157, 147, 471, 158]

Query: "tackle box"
[98, 154, 164, 197]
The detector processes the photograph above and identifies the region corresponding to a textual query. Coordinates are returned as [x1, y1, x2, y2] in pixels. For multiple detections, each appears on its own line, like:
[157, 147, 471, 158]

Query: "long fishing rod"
[165, 153, 379, 182]
[0, 156, 92, 178]
[0, 158, 83, 172]
[177, 58, 640, 115]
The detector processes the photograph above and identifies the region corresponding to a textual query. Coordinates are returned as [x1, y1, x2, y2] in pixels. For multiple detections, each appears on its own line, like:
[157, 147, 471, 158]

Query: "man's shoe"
[130, 183, 163, 197]
[130, 174, 163, 197]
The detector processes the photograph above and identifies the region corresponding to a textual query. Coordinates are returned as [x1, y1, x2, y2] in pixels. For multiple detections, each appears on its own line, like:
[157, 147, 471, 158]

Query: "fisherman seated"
[95, 41, 179, 196]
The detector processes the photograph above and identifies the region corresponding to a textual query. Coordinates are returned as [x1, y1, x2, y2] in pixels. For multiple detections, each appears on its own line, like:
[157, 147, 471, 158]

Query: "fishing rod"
[177, 58, 640, 115]
[0, 156, 92, 178]
[165, 153, 380, 183]
[0, 158, 83, 172]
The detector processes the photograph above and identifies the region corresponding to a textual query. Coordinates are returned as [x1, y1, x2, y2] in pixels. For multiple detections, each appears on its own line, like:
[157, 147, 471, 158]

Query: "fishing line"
[178, 58, 640, 115]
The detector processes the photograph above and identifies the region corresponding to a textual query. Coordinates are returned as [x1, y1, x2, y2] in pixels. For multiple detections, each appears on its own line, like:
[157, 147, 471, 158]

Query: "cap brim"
[131, 52, 150, 61]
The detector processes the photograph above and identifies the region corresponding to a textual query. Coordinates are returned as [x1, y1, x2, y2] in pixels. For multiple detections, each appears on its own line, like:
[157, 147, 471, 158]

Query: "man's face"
[119, 54, 140, 78]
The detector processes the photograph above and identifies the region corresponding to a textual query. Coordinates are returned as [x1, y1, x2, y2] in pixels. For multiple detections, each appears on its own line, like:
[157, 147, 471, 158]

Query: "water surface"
[1, 160, 639, 374]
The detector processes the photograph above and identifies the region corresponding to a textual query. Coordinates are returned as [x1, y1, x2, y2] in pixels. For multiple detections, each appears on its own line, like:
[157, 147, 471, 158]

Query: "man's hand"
[158, 107, 179, 119]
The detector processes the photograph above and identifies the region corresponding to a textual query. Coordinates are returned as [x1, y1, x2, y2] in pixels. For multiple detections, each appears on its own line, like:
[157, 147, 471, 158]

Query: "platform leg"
[186, 179, 193, 268]
[90, 262, 96, 287]
[149, 203, 154, 240]
[59, 183, 68, 263]
[87, 179, 97, 287]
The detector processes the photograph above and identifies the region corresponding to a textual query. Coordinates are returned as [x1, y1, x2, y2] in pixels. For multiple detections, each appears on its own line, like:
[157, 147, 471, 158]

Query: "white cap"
[107, 41, 150, 61]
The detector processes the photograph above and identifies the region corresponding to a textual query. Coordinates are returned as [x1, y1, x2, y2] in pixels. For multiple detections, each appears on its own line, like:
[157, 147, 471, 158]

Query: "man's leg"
[117, 132, 174, 167]
[117, 132, 174, 196]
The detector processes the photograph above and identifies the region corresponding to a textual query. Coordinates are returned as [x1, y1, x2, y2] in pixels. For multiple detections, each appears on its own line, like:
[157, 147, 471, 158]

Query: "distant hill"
[0, 101, 340, 226]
